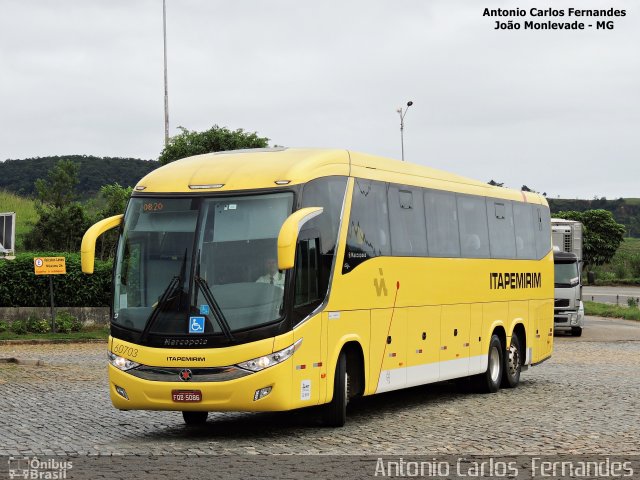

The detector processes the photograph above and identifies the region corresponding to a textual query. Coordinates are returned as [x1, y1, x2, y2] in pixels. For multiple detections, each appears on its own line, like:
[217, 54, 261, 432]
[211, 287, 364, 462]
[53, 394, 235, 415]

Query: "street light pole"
[163, 0, 169, 147]
[397, 101, 413, 161]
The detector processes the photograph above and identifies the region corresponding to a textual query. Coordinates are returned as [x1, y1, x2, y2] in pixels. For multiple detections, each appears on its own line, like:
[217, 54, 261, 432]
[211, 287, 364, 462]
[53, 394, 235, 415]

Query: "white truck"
[551, 219, 584, 336]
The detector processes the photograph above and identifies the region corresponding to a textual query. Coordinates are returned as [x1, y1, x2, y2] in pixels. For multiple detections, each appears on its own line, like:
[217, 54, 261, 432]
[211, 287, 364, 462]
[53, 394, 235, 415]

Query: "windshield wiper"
[140, 249, 188, 342]
[195, 275, 235, 341]
[140, 275, 180, 342]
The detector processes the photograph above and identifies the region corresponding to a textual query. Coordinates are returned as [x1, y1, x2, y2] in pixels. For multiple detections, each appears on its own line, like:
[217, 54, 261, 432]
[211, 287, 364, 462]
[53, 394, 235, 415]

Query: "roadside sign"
[34, 257, 66, 275]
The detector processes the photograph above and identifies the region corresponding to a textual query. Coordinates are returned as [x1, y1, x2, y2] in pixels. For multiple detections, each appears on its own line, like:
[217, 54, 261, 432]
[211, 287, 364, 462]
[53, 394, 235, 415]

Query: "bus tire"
[182, 411, 208, 425]
[473, 334, 503, 393]
[571, 327, 582, 337]
[501, 334, 521, 389]
[321, 352, 348, 427]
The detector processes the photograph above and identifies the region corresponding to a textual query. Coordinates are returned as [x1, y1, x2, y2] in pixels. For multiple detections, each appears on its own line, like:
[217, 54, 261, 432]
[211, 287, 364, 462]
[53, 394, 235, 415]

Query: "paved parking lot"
[1, 316, 639, 460]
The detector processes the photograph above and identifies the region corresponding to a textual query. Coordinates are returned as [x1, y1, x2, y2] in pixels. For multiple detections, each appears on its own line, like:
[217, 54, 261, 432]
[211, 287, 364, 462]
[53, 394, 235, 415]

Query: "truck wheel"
[501, 334, 521, 389]
[472, 334, 503, 393]
[571, 327, 583, 337]
[321, 352, 348, 427]
[182, 411, 208, 425]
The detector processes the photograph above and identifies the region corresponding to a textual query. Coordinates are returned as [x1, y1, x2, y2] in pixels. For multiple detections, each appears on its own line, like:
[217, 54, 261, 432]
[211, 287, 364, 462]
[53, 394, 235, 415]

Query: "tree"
[24, 160, 91, 252]
[34, 159, 79, 208]
[554, 209, 626, 270]
[159, 125, 270, 165]
[95, 183, 132, 260]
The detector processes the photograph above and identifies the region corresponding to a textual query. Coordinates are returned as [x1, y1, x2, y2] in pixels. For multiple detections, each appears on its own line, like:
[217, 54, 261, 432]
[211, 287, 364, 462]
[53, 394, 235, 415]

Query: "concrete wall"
[0, 307, 110, 325]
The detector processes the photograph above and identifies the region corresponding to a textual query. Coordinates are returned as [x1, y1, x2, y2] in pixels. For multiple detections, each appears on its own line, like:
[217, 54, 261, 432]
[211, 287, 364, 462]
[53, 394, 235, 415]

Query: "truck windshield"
[554, 261, 579, 287]
[113, 193, 294, 337]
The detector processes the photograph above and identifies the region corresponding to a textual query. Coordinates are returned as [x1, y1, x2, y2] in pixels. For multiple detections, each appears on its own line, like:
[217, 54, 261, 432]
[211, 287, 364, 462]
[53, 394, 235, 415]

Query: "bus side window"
[388, 186, 427, 256]
[513, 203, 537, 259]
[487, 199, 516, 259]
[293, 236, 321, 320]
[457, 194, 490, 258]
[424, 190, 460, 258]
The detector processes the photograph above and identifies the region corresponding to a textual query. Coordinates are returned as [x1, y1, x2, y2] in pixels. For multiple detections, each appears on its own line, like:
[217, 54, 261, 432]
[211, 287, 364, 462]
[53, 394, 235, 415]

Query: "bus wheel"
[501, 334, 521, 389]
[321, 352, 348, 427]
[571, 327, 582, 337]
[182, 411, 208, 425]
[473, 334, 503, 393]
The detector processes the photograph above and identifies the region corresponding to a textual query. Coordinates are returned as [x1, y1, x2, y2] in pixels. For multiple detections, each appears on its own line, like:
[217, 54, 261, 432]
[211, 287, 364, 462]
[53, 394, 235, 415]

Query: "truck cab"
[553, 250, 584, 336]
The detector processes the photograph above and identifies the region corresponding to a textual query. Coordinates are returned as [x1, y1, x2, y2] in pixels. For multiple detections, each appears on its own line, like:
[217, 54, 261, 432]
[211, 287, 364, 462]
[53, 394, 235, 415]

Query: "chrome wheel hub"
[489, 346, 500, 383]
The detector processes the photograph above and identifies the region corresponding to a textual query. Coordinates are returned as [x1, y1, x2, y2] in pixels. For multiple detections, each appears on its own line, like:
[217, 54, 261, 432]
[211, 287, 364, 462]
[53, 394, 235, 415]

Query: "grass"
[584, 301, 640, 321]
[0, 324, 109, 341]
[590, 237, 640, 285]
[0, 190, 37, 250]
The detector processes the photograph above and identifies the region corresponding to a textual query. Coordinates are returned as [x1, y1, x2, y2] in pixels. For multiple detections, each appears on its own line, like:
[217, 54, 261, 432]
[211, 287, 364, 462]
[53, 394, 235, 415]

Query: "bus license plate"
[172, 390, 202, 402]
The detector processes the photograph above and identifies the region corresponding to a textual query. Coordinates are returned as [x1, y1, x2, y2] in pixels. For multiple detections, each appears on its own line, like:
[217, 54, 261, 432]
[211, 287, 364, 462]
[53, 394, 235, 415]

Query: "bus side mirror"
[81, 214, 124, 274]
[277, 207, 323, 270]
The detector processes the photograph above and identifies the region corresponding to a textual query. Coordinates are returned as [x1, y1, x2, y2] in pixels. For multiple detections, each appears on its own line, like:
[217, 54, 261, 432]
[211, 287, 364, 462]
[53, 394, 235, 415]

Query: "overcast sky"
[1, 0, 638, 199]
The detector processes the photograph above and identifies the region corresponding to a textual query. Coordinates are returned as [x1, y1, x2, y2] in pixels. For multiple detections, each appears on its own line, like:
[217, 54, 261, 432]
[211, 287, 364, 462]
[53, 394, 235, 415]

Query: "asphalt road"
[583, 285, 640, 304]
[558, 314, 640, 341]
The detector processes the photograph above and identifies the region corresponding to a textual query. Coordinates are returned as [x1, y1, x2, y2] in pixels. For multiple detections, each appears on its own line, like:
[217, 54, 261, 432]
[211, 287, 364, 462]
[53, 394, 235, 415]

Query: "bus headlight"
[237, 338, 302, 372]
[108, 352, 140, 371]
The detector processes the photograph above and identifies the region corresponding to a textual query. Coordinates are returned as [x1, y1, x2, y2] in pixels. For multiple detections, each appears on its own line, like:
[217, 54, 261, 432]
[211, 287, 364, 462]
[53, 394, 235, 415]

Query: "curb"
[0, 338, 108, 346]
[0, 357, 46, 366]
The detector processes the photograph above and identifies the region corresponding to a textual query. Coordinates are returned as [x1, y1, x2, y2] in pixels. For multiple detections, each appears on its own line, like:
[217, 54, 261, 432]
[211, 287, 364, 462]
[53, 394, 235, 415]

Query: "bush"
[26, 314, 51, 333]
[614, 262, 628, 280]
[0, 252, 112, 307]
[10, 319, 28, 334]
[629, 254, 640, 278]
[628, 297, 639, 309]
[597, 271, 616, 283]
[0, 320, 8, 332]
[54, 311, 82, 333]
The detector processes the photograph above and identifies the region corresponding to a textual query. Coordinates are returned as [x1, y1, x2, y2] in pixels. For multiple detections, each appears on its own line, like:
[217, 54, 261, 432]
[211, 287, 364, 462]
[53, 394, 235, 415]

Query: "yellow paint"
[81, 214, 123, 273]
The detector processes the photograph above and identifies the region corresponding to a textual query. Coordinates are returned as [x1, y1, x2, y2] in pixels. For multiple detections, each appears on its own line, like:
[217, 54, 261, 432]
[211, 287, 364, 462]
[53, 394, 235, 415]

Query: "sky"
[1, 0, 638, 199]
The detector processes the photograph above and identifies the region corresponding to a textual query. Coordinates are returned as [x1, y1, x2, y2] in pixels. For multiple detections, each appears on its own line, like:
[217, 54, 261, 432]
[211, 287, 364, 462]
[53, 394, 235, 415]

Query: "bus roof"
[136, 148, 546, 204]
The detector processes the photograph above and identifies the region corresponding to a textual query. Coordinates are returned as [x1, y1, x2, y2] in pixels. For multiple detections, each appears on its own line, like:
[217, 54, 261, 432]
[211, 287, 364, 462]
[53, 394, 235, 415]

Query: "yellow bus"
[82, 148, 553, 426]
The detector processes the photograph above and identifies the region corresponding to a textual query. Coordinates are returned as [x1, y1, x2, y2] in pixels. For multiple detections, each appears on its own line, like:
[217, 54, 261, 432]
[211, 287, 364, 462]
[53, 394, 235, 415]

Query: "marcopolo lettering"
[490, 272, 541, 290]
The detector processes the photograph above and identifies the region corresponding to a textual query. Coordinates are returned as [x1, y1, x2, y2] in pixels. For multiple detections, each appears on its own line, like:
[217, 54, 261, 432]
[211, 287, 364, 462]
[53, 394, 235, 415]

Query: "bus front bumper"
[108, 361, 293, 412]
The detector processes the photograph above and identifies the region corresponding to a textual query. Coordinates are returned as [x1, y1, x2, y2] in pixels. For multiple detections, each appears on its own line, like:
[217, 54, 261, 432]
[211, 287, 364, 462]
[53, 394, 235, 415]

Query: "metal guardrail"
[586, 293, 640, 306]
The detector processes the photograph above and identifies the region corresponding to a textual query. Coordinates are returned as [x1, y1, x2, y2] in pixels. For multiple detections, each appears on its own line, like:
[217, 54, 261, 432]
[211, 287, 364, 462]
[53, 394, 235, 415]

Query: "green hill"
[0, 155, 159, 198]
[548, 198, 640, 238]
[0, 190, 37, 249]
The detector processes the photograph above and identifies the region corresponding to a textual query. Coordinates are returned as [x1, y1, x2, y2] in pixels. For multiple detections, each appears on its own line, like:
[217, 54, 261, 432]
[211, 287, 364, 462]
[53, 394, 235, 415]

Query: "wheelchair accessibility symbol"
[189, 316, 205, 334]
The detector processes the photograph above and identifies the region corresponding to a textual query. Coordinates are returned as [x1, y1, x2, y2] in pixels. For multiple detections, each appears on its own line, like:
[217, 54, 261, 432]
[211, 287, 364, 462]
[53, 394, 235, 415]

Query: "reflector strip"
[388, 353, 396, 358]
[313, 362, 323, 368]
[416, 349, 423, 354]
[463, 343, 470, 347]
[296, 365, 306, 370]
[441, 346, 447, 350]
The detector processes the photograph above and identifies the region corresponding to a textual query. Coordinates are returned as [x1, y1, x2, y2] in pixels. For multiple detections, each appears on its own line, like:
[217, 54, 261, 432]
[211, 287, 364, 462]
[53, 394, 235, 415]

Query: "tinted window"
[294, 238, 321, 307]
[424, 190, 460, 257]
[301, 176, 348, 256]
[457, 195, 490, 258]
[388, 185, 428, 256]
[513, 203, 536, 259]
[344, 179, 390, 272]
[535, 205, 552, 259]
[487, 199, 516, 259]
[297, 176, 347, 318]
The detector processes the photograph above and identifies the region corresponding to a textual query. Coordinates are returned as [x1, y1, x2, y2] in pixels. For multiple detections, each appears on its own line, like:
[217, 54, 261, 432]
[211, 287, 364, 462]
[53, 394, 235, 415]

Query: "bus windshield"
[113, 193, 294, 338]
